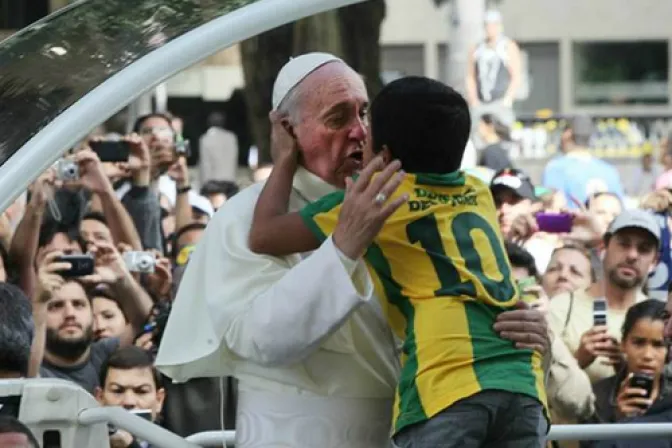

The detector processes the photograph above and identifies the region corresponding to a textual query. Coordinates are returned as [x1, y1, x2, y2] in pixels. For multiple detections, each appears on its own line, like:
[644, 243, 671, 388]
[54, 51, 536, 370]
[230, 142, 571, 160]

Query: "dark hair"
[172, 223, 207, 259]
[505, 241, 538, 279]
[200, 180, 239, 199]
[370, 76, 471, 174]
[89, 286, 128, 322]
[0, 283, 34, 377]
[99, 346, 163, 390]
[622, 300, 667, 341]
[37, 221, 84, 252]
[207, 111, 226, 129]
[81, 211, 108, 226]
[132, 113, 174, 134]
[585, 191, 622, 210]
[481, 114, 511, 141]
[0, 416, 39, 447]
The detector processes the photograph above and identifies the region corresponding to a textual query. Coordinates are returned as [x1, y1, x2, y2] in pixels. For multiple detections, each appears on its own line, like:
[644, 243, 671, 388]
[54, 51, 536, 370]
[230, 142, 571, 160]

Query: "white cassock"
[155, 167, 400, 448]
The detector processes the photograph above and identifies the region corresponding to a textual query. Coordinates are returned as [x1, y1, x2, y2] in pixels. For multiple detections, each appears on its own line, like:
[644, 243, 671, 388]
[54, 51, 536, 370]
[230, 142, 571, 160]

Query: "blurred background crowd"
[4, 0, 672, 447]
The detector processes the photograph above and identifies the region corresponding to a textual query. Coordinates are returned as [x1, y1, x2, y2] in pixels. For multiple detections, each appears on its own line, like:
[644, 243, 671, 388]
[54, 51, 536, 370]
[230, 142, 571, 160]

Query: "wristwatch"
[176, 185, 191, 195]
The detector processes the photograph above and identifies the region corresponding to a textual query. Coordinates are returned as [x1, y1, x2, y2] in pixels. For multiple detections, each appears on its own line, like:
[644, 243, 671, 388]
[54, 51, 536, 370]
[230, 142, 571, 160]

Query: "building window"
[381, 45, 425, 83]
[573, 41, 669, 106]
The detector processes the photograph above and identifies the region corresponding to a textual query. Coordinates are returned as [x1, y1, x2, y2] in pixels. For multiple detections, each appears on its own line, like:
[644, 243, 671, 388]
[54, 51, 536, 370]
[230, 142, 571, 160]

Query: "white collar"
[292, 166, 339, 203]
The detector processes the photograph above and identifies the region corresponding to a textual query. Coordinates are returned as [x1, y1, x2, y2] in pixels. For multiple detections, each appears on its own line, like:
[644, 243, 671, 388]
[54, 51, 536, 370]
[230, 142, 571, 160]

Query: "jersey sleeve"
[299, 190, 345, 242]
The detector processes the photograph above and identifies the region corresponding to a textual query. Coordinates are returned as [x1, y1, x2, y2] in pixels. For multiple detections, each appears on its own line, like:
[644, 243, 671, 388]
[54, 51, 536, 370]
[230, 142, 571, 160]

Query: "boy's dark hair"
[99, 346, 163, 390]
[0, 283, 34, 377]
[504, 241, 538, 279]
[370, 76, 471, 174]
[132, 113, 174, 134]
[200, 180, 239, 199]
[0, 416, 39, 447]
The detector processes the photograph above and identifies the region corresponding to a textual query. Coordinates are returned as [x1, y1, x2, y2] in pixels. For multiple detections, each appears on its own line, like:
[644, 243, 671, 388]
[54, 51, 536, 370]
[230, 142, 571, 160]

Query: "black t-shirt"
[40, 337, 120, 394]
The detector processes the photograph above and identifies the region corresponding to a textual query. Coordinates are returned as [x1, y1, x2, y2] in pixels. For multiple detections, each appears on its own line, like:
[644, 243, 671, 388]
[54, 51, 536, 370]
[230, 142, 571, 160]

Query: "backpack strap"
[561, 291, 575, 339]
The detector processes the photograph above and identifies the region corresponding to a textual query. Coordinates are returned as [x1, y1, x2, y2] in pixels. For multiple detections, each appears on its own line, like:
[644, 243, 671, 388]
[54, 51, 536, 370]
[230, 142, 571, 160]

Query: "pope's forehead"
[301, 62, 368, 98]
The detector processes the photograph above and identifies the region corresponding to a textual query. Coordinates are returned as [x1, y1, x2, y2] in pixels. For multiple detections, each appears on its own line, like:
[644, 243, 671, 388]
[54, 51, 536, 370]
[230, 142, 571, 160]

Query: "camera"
[122, 251, 156, 273]
[55, 159, 79, 181]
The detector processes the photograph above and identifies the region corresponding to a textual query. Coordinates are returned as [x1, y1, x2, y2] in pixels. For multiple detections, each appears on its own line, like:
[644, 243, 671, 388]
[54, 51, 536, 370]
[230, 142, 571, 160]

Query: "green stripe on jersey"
[464, 301, 539, 398]
[364, 243, 426, 432]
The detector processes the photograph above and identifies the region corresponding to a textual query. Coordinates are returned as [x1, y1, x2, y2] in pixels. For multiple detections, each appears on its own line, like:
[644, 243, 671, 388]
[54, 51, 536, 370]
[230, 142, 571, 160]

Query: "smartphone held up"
[535, 212, 573, 233]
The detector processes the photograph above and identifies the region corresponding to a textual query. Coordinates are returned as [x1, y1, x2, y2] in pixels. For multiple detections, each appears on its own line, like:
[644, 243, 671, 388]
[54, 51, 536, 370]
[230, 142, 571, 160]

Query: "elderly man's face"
[293, 62, 369, 189]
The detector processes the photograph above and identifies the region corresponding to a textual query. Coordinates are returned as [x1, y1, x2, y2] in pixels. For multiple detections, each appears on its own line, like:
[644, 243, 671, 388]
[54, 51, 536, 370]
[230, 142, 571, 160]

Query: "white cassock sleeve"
[155, 185, 375, 381]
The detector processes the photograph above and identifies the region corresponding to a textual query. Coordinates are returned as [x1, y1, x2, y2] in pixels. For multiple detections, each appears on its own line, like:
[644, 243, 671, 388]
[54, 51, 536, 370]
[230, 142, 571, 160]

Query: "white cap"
[272, 52, 343, 110]
[188, 191, 214, 218]
[484, 10, 502, 23]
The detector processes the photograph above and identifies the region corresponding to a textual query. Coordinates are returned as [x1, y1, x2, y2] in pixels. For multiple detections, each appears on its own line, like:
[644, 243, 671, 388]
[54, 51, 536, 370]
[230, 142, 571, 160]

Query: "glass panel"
[0, 0, 260, 166]
[573, 41, 669, 106]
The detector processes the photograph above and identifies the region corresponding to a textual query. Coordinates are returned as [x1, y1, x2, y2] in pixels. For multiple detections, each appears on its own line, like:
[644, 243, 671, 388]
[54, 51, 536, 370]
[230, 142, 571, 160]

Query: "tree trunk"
[338, 0, 386, 98]
[240, 24, 294, 165]
[293, 11, 343, 57]
[446, 0, 485, 94]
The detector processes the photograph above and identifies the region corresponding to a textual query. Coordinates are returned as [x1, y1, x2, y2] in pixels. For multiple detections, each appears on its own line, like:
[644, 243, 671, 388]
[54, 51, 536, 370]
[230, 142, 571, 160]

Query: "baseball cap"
[490, 168, 536, 200]
[484, 10, 502, 23]
[606, 209, 661, 246]
[188, 191, 214, 218]
[272, 52, 343, 111]
[568, 114, 595, 140]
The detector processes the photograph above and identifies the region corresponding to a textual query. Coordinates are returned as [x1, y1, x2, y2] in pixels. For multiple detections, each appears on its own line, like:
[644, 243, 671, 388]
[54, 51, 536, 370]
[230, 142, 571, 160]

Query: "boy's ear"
[380, 145, 393, 165]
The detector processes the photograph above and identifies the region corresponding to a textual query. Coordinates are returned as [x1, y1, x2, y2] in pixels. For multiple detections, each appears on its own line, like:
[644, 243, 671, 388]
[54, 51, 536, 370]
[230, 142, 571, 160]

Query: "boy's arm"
[249, 152, 320, 256]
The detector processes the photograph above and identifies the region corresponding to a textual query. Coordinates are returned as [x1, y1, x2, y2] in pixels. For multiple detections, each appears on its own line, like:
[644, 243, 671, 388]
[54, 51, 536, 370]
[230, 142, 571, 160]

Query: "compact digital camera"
[55, 159, 79, 181]
[122, 251, 156, 273]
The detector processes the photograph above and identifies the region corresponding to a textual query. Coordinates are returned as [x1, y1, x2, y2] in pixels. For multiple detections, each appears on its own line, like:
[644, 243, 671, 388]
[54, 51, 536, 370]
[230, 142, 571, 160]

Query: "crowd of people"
[1, 20, 672, 448]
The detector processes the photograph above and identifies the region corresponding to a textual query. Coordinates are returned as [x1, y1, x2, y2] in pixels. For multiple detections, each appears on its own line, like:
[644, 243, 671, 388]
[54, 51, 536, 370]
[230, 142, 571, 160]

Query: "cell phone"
[55, 254, 95, 277]
[130, 409, 152, 421]
[90, 140, 130, 162]
[630, 373, 654, 403]
[535, 212, 573, 233]
[593, 298, 607, 327]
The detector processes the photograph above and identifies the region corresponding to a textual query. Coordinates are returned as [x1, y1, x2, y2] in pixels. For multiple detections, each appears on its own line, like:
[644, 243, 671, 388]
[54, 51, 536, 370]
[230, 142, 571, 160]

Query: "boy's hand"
[269, 111, 299, 163]
[333, 158, 408, 259]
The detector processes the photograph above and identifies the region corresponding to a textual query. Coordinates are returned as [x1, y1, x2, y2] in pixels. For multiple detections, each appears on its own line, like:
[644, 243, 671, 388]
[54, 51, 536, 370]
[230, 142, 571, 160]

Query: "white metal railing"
[184, 424, 672, 446]
[548, 423, 672, 441]
[185, 430, 236, 446]
[78, 407, 199, 447]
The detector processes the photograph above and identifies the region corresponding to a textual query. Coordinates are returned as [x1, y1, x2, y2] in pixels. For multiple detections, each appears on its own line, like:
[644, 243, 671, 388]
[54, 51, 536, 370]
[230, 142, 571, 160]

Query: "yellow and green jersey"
[299, 171, 547, 434]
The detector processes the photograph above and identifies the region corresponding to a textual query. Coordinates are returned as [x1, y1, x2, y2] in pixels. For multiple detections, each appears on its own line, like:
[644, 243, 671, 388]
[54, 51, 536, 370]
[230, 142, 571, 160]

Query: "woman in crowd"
[92, 287, 129, 341]
[542, 245, 594, 299]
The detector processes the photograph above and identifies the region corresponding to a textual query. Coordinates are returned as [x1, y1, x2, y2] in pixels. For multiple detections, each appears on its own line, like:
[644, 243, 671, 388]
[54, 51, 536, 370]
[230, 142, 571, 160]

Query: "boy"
[249, 76, 547, 447]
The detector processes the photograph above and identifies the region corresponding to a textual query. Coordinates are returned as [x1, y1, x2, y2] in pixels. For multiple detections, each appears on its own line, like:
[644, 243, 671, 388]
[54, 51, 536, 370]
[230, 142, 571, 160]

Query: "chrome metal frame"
[78, 407, 200, 448]
[0, 0, 364, 213]
[181, 424, 672, 446]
